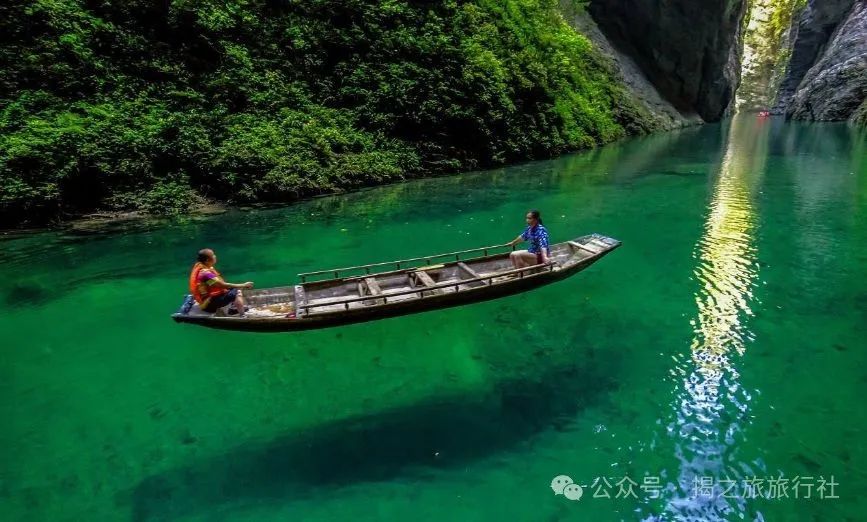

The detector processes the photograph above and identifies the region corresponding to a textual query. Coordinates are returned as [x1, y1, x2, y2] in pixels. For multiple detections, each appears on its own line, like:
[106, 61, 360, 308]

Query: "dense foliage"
[1, 0, 650, 225]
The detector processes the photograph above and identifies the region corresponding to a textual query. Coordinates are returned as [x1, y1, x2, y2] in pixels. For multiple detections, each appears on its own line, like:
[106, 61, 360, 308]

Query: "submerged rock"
[787, 0, 867, 121]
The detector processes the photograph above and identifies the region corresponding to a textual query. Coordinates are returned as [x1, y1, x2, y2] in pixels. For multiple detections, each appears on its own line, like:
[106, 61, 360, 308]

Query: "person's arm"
[211, 276, 254, 290]
[226, 280, 254, 290]
[509, 228, 529, 247]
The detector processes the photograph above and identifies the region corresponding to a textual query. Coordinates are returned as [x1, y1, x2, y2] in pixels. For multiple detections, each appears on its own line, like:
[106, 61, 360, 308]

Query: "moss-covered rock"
[737, 0, 805, 111]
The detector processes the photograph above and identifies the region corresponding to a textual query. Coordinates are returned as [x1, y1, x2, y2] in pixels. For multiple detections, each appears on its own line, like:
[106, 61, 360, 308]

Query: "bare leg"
[510, 250, 537, 270]
[234, 290, 246, 316]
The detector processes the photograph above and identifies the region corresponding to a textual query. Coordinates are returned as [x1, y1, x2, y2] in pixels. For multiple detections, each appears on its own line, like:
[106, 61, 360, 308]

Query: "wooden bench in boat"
[457, 261, 488, 287]
[363, 277, 382, 295]
[411, 269, 443, 295]
[361, 277, 385, 305]
[293, 285, 307, 317]
[569, 240, 602, 254]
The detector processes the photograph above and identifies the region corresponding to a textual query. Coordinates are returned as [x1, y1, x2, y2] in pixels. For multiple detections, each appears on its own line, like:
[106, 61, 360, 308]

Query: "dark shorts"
[203, 288, 238, 313]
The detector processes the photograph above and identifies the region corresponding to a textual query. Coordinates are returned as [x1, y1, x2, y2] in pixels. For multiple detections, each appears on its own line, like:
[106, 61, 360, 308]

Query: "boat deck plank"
[412, 270, 443, 295]
[363, 277, 383, 295]
[569, 240, 601, 254]
[457, 261, 488, 287]
[293, 285, 307, 316]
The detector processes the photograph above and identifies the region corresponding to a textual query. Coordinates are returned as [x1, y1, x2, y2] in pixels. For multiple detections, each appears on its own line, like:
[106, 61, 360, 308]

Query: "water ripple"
[646, 117, 770, 521]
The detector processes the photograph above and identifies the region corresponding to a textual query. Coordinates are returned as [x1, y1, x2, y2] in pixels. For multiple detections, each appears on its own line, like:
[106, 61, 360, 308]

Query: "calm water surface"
[2, 116, 866, 521]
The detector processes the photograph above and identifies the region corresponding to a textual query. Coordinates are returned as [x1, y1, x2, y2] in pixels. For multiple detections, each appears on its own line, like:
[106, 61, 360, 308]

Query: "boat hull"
[171, 235, 620, 332]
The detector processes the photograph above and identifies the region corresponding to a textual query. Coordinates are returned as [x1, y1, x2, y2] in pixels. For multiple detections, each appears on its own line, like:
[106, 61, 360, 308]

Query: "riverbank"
[1, 0, 666, 230]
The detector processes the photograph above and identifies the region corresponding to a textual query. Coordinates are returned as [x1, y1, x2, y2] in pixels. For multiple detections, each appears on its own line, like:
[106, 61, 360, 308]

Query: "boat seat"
[294, 285, 308, 316]
[363, 277, 383, 295]
[457, 262, 488, 286]
[362, 277, 386, 305]
[569, 240, 601, 254]
[412, 269, 443, 295]
[589, 238, 611, 248]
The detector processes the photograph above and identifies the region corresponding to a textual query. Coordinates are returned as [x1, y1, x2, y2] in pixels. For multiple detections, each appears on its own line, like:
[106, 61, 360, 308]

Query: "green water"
[2, 116, 866, 521]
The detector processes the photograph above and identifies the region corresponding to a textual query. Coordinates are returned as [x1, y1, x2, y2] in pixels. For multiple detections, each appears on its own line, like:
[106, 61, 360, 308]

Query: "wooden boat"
[171, 233, 621, 332]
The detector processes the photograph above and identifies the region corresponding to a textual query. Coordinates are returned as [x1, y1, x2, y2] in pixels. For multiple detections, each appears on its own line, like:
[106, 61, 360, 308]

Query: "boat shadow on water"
[127, 351, 622, 521]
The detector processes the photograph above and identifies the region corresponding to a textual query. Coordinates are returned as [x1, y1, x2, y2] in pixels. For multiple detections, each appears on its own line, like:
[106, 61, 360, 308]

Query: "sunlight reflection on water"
[651, 117, 769, 521]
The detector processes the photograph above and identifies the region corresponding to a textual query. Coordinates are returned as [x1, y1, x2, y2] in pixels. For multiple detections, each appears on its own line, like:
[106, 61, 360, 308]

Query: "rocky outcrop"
[772, 0, 856, 113]
[787, 0, 867, 121]
[588, 0, 748, 122]
[560, 4, 700, 131]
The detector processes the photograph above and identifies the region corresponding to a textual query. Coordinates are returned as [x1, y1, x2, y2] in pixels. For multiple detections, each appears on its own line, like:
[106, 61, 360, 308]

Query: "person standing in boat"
[508, 209, 552, 268]
[188, 248, 253, 316]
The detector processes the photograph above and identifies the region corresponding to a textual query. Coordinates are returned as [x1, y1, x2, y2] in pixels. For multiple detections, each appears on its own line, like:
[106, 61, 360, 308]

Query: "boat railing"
[299, 262, 556, 314]
[297, 242, 516, 282]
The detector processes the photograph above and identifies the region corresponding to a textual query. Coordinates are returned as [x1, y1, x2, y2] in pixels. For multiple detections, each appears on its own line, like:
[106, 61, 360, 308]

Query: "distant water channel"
[1, 116, 865, 521]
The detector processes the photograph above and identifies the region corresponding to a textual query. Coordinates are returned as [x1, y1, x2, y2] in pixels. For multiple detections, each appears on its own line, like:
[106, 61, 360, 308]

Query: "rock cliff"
[560, 3, 700, 131]
[773, 0, 856, 113]
[786, 0, 867, 122]
[588, 0, 748, 122]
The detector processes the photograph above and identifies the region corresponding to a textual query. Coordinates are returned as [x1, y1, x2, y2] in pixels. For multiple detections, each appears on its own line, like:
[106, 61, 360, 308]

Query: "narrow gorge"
[577, 0, 866, 125]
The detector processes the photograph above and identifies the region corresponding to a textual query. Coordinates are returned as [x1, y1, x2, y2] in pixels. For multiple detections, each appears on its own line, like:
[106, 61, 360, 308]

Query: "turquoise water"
[1, 116, 866, 521]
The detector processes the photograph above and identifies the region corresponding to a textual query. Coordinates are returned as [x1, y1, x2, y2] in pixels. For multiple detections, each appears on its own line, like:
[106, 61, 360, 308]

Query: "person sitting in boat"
[508, 209, 552, 268]
[189, 248, 253, 316]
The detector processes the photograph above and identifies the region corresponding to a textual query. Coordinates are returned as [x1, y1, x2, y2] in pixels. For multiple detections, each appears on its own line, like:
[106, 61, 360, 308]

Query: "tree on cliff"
[0, 0, 650, 226]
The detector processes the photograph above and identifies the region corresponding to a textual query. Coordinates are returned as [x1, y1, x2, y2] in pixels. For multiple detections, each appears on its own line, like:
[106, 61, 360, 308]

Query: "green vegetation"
[737, 0, 806, 110]
[0, 0, 652, 226]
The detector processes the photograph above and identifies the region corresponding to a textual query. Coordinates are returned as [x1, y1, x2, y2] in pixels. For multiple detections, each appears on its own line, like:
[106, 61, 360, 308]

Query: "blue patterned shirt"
[521, 224, 550, 255]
